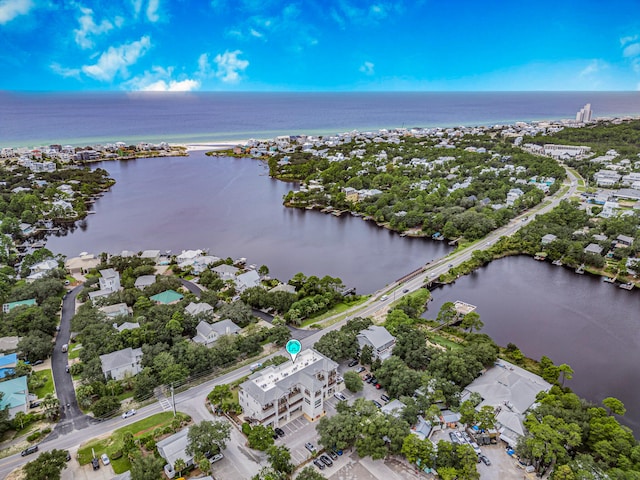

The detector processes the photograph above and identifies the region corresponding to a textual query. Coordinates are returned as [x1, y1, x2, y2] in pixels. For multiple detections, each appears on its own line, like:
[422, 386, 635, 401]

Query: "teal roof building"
[150, 290, 184, 305]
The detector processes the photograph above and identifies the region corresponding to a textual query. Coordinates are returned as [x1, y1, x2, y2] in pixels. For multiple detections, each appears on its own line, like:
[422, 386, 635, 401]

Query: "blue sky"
[1, 0, 640, 91]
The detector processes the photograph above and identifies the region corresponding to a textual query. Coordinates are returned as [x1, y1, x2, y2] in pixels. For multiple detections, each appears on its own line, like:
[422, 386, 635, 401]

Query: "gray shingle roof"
[357, 325, 395, 350]
[99, 347, 142, 374]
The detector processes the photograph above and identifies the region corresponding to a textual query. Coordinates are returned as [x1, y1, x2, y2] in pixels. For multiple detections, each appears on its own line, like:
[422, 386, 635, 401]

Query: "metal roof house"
[357, 325, 396, 360]
[99, 347, 143, 381]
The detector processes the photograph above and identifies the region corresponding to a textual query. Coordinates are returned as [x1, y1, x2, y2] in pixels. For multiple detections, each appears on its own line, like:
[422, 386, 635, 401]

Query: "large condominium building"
[239, 349, 340, 427]
[576, 103, 593, 123]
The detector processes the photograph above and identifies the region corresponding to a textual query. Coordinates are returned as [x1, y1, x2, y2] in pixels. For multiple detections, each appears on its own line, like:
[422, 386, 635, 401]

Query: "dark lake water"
[45, 152, 451, 294]
[424, 256, 640, 432]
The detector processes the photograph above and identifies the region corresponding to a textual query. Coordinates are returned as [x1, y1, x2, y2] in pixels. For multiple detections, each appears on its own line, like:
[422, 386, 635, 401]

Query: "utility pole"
[171, 384, 176, 417]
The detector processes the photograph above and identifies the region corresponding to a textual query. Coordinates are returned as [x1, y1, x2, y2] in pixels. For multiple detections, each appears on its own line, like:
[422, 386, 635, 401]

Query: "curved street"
[0, 165, 581, 477]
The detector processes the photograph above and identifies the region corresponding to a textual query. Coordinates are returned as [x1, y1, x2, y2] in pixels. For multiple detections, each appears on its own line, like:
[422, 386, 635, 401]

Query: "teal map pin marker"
[286, 339, 302, 363]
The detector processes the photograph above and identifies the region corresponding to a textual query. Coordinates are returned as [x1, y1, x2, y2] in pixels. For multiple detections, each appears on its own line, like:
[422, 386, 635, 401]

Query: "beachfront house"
[236, 270, 261, 292]
[212, 264, 239, 280]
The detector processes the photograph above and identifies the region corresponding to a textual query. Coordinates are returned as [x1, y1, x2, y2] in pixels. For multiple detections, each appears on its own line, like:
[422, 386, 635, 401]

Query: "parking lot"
[430, 428, 525, 480]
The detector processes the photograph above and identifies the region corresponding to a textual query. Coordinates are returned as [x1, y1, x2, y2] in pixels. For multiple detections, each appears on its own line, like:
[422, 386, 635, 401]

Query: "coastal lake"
[45, 151, 452, 294]
[45, 152, 640, 431]
[424, 256, 640, 432]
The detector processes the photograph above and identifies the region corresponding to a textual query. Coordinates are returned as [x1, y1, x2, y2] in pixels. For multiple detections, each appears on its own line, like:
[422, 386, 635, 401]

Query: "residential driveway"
[60, 447, 113, 480]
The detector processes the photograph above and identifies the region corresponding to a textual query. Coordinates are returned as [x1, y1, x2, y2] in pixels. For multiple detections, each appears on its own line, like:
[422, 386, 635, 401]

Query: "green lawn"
[77, 412, 179, 473]
[32, 369, 54, 398]
[427, 334, 463, 350]
[299, 296, 370, 328]
[68, 344, 83, 360]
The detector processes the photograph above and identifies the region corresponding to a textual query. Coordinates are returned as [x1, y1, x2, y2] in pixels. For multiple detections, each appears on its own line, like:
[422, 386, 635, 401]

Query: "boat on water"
[552, 259, 563, 266]
[619, 283, 634, 290]
[603, 276, 616, 283]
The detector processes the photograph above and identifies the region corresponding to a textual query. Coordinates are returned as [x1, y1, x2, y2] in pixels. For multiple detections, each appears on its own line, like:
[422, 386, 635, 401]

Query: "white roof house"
[192, 320, 241, 346]
[157, 428, 194, 478]
[212, 264, 239, 280]
[236, 270, 261, 291]
[134, 275, 156, 290]
[357, 325, 396, 360]
[185, 302, 215, 317]
[99, 347, 143, 381]
[98, 303, 133, 318]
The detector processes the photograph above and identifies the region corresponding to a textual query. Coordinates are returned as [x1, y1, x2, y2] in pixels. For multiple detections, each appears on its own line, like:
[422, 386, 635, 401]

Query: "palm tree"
[174, 458, 186, 477]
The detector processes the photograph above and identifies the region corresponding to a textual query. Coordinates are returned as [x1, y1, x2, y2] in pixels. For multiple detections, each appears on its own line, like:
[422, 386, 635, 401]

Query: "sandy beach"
[181, 140, 251, 152]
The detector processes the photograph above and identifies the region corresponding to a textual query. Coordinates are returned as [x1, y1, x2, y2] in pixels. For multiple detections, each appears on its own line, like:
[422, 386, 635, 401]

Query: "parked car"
[375, 383, 382, 389]
[333, 392, 347, 401]
[65, 450, 71, 461]
[402, 288, 409, 293]
[313, 459, 325, 470]
[380, 394, 390, 402]
[337, 375, 344, 383]
[122, 409, 136, 419]
[101, 453, 110, 466]
[33, 359, 44, 365]
[372, 400, 382, 408]
[91, 457, 100, 470]
[21, 445, 38, 456]
[328, 450, 338, 460]
[65, 365, 70, 373]
[305, 442, 316, 453]
[29, 401, 41, 409]
[332, 447, 343, 456]
[363, 373, 372, 381]
[209, 453, 224, 464]
[320, 455, 333, 467]
[348, 359, 358, 367]
[480, 454, 491, 466]
[274, 427, 285, 437]
[355, 366, 365, 373]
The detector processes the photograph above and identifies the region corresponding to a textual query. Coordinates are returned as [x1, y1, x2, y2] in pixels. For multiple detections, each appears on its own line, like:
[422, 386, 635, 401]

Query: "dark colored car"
[332, 447, 343, 456]
[313, 459, 325, 470]
[356, 366, 366, 373]
[91, 457, 100, 470]
[65, 450, 71, 461]
[274, 427, 285, 437]
[380, 394, 390, 402]
[320, 454, 333, 467]
[480, 455, 491, 465]
[21, 445, 38, 456]
[403, 288, 409, 293]
[373, 400, 382, 408]
[348, 359, 358, 367]
[328, 450, 338, 460]
[29, 401, 41, 409]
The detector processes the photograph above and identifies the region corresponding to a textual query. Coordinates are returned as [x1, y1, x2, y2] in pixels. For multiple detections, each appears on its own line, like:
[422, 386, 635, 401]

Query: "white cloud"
[82, 36, 151, 82]
[50, 63, 81, 78]
[214, 50, 249, 83]
[146, 0, 159, 22]
[623, 42, 640, 58]
[140, 78, 200, 91]
[621, 35, 638, 46]
[249, 28, 263, 38]
[579, 59, 606, 78]
[0, 0, 34, 24]
[131, 0, 160, 22]
[74, 7, 121, 49]
[359, 61, 375, 75]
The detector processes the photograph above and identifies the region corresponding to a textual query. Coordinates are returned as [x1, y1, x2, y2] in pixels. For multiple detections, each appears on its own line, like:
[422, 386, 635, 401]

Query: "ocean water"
[2, 91, 640, 147]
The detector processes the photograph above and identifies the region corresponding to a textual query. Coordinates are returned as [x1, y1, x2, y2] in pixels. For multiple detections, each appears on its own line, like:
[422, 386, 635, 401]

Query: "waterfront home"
[176, 249, 203, 263]
[236, 270, 261, 292]
[268, 283, 296, 294]
[99, 347, 143, 381]
[150, 290, 184, 305]
[99, 268, 121, 291]
[357, 325, 396, 361]
[26, 258, 59, 282]
[185, 302, 215, 317]
[584, 243, 604, 255]
[140, 250, 161, 264]
[157, 428, 193, 479]
[239, 349, 339, 427]
[134, 274, 156, 290]
[0, 376, 29, 419]
[98, 303, 133, 319]
[541, 234, 557, 245]
[65, 253, 100, 276]
[2, 298, 36, 314]
[192, 319, 241, 347]
[461, 359, 552, 447]
[212, 264, 239, 280]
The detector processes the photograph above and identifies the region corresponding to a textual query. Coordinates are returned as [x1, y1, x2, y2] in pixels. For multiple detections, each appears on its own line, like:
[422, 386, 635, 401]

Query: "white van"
[380, 295, 389, 301]
[61, 344, 68, 353]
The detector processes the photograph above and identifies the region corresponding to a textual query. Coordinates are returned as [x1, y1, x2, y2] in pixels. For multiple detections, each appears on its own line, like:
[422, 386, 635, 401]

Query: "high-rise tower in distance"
[576, 103, 593, 123]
